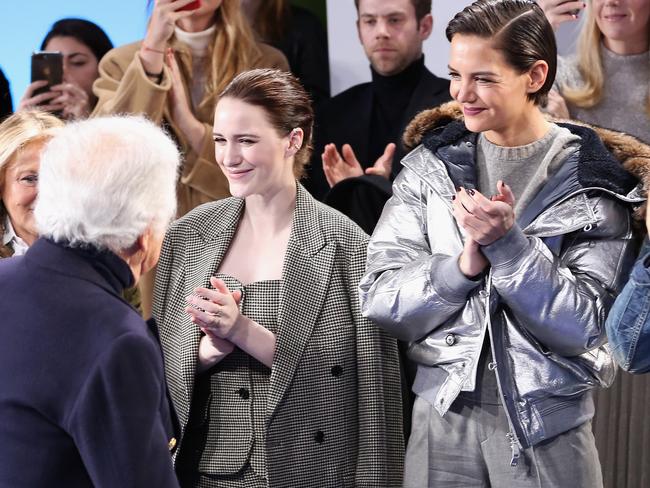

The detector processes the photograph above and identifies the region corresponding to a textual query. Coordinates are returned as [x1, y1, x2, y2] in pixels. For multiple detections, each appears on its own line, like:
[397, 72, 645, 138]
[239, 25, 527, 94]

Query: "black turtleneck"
[368, 55, 426, 170]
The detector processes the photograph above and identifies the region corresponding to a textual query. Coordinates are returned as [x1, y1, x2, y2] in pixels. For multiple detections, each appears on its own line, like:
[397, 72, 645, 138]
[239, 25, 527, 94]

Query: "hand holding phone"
[175, 0, 201, 11]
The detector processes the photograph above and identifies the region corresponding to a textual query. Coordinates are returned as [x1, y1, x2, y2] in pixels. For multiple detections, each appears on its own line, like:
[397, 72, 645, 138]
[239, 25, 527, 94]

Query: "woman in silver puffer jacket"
[359, 1, 650, 487]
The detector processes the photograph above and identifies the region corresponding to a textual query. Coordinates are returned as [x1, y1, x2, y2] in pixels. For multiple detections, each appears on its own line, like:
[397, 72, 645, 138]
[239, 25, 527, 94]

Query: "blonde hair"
[203, 0, 262, 100]
[0, 111, 64, 233]
[563, 3, 650, 116]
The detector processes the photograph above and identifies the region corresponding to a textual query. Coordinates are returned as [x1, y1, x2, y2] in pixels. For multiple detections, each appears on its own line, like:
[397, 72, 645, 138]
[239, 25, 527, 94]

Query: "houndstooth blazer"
[153, 184, 404, 487]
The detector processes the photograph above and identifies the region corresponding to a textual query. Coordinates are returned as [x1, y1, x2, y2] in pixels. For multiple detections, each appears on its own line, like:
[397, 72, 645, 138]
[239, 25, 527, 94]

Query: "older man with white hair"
[0, 115, 182, 487]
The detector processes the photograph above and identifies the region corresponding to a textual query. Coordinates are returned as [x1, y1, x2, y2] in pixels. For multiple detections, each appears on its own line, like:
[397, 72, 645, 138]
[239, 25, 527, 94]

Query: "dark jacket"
[0, 238, 179, 488]
[306, 63, 450, 233]
[271, 5, 330, 107]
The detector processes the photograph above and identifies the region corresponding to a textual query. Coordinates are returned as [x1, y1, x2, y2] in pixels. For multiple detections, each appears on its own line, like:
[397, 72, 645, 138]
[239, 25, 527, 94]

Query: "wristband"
[144, 69, 163, 84]
[142, 43, 166, 55]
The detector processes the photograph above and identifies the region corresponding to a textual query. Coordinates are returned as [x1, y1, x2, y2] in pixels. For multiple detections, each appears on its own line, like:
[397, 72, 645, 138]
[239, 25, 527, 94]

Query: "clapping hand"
[537, 0, 586, 31]
[186, 277, 243, 340]
[322, 142, 395, 187]
[453, 181, 515, 277]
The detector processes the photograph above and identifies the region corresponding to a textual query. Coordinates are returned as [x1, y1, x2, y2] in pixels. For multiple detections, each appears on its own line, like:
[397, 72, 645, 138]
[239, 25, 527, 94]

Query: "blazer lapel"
[168, 199, 244, 429]
[267, 186, 335, 419]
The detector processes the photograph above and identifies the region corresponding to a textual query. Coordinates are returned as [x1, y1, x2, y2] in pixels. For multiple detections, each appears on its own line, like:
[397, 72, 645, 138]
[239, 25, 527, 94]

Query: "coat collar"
[403, 101, 650, 194]
[24, 238, 134, 297]
[174, 184, 334, 424]
[401, 101, 650, 231]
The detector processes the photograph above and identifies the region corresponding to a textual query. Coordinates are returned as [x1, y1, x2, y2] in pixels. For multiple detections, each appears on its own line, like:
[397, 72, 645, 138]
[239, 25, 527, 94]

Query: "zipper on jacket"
[482, 271, 524, 467]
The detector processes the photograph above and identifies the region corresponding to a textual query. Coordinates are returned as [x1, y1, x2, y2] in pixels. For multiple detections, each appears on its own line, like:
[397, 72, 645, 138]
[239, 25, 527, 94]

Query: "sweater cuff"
[434, 254, 483, 303]
[482, 224, 529, 269]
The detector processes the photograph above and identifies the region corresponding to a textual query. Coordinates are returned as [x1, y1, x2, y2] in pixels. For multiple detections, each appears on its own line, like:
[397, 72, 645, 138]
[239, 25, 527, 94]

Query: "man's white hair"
[35, 115, 181, 253]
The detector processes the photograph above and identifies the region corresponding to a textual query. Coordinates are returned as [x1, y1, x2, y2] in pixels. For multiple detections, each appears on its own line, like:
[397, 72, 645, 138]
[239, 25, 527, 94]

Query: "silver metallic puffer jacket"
[359, 132, 642, 451]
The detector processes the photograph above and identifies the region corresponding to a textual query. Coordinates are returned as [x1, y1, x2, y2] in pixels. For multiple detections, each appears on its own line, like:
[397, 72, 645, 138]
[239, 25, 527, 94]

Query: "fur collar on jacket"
[402, 101, 650, 223]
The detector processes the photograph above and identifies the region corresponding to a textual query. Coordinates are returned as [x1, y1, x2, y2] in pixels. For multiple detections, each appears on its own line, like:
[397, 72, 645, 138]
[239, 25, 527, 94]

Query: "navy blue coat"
[0, 239, 179, 487]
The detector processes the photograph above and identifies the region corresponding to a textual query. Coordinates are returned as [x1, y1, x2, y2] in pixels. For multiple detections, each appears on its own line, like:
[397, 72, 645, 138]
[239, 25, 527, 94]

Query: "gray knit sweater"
[555, 46, 649, 143]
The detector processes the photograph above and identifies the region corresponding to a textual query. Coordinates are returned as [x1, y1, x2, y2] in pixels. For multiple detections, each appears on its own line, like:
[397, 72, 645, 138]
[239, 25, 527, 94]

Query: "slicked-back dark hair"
[41, 18, 113, 63]
[446, 0, 556, 105]
[219, 69, 314, 180]
[354, 0, 432, 23]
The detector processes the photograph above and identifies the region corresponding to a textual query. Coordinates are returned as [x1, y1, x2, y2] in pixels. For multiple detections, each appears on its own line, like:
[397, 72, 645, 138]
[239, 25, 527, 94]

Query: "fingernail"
[468, 189, 475, 196]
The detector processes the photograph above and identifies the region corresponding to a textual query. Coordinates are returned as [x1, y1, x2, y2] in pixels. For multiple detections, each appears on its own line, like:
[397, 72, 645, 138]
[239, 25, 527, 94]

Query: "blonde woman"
[0, 111, 63, 258]
[93, 0, 289, 217]
[540, 0, 649, 143]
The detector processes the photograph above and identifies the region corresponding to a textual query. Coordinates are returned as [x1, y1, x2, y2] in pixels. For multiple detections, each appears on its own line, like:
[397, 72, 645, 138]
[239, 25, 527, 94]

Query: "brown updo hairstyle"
[446, 0, 557, 106]
[219, 68, 314, 179]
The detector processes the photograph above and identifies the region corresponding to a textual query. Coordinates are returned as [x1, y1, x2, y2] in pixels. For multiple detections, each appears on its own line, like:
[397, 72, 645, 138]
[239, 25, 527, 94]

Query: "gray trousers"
[404, 395, 603, 488]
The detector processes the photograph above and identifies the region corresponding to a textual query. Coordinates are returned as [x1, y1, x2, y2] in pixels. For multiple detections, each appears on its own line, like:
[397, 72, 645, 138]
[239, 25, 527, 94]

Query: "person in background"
[241, 0, 330, 106]
[0, 67, 12, 120]
[18, 18, 114, 120]
[307, 0, 452, 440]
[307, 0, 451, 234]
[0, 111, 63, 259]
[539, 2, 650, 486]
[0, 115, 182, 487]
[93, 0, 288, 218]
[539, 0, 649, 143]
[360, 1, 645, 485]
[153, 68, 404, 487]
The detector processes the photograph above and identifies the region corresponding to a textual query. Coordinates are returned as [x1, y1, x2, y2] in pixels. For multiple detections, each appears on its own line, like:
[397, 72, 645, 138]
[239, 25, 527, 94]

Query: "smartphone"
[31, 51, 63, 97]
[175, 0, 201, 11]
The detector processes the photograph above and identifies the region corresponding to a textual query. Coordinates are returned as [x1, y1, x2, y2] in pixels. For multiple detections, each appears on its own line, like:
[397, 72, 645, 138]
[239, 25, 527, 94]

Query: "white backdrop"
[326, 0, 582, 96]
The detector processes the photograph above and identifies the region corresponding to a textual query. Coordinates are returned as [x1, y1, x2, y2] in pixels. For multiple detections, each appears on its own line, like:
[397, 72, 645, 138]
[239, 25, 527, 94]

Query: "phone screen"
[31, 51, 63, 97]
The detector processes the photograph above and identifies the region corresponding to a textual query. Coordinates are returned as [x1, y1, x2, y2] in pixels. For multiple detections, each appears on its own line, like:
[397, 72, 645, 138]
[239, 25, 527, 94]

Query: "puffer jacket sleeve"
[605, 239, 650, 373]
[359, 167, 482, 342]
[482, 195, 637, 357]
[350, 240, 405, 487]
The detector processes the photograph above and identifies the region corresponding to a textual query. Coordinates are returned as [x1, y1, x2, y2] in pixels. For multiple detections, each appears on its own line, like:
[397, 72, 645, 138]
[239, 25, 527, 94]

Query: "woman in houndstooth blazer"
[152, 69, 404, 487]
